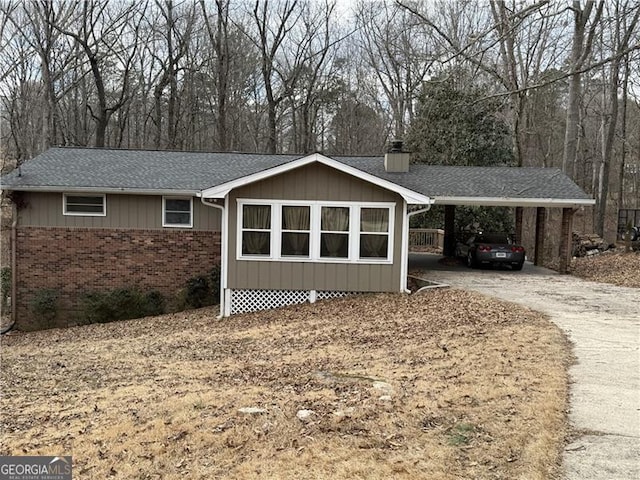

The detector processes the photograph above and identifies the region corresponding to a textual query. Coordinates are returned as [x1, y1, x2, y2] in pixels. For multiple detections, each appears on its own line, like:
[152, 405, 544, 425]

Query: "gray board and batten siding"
[227, 162, 405, 292]
[17, 192, 221, 231]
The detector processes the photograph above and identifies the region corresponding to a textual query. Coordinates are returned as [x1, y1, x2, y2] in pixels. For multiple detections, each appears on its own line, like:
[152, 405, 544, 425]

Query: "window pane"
[242, 232, 270, 255]
[360, 208, 389, 232]
[166, 199, 190, 212]
[67, 204, 104, 213]
[360, 234, 388, 258]
[282, 206, 310, 230]
[321, 207, 349, 231]
[321, 233, 349, 258]
[281, 232, 309, 256]
[66, 195, 104, 214]
[166, 212, 190, 225]
[67, 195, 103, 205]
[243, 205, 271, 229]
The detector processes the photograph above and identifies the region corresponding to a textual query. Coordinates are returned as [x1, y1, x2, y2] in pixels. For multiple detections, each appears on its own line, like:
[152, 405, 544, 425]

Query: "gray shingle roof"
[1, 147, 593, 204]
[338, 159, 592, 201]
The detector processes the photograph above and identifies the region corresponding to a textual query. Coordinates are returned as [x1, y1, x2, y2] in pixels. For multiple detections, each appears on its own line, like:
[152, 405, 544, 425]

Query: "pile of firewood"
[572, 232, 609, 257]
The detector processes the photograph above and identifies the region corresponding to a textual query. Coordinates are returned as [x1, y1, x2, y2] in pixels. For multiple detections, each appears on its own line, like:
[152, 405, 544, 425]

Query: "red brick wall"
[16, 227, 221, 330]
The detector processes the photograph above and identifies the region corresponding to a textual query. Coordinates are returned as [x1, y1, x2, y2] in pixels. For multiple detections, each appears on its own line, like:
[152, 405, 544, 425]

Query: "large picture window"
[63, 194, 106, 216]
[163, 197, 193, 227]
[237, 200, 394, 263]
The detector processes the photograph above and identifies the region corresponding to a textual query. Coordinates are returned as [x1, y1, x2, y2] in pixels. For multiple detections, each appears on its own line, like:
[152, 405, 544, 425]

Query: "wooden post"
[443, 205, 456, 257]
[559, 207, 574, 274]
[534, 207, 546, 266]
[515, 206, 524, 245]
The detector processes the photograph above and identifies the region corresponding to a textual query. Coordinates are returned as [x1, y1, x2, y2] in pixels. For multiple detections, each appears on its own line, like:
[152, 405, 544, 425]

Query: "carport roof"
[342, 160, 595, 207]
[0, 147, 594, 207]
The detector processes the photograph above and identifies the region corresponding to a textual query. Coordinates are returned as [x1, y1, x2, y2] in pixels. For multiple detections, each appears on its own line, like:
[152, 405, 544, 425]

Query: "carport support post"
[443, 205, 456, 257]
[534, 207, 546, 266]
[515, 207, 524, 245]
[559, 207, 574, 274]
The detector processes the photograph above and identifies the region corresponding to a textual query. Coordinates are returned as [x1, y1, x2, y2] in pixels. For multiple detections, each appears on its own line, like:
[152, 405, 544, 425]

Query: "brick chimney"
[384, 139, 409, 172]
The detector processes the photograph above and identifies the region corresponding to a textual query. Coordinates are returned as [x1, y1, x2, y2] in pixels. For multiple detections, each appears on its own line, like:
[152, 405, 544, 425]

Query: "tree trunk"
[562, 0, 603, 176]
[616, 55, 629, 214]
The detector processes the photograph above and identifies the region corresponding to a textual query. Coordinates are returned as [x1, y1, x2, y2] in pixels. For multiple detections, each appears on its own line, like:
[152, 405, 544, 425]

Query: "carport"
[393, 165, 596, 273]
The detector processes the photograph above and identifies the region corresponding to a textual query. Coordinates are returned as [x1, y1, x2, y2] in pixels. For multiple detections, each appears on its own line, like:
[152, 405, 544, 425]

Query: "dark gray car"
[456, 233, 525, 270]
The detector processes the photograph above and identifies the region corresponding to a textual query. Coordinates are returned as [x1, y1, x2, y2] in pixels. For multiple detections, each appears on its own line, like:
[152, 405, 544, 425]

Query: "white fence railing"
[409, 228, 444, 250]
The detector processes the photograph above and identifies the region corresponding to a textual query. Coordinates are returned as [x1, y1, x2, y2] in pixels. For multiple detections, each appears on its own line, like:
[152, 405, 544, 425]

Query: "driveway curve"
[409, 253, 640, 480]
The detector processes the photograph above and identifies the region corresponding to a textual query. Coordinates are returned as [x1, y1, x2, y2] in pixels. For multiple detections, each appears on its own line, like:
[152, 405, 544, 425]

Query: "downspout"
[402, 203, 432, 294]
[2, 202, 18, 334]
[200, 194, 225, 319]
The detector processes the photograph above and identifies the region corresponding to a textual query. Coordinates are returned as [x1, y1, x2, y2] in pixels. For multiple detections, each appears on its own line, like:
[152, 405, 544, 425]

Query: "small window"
[63, 194, 106, 216]
[163, 197, 193, 227]
[242, 204, 271, 255]
[281, 206, 310, 257]
[320, 206, 350, 258]
[359, 207, 390, 259]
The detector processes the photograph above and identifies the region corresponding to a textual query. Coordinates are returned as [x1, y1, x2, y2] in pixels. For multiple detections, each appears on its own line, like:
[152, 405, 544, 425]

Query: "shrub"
[185, 276, 210, 308]
[80, 287, 165, 324]
[29, 289, 59, 324]
[184, 266, 221, 309]
[209, 265, 221, 304]
[144, 290, 165, 316]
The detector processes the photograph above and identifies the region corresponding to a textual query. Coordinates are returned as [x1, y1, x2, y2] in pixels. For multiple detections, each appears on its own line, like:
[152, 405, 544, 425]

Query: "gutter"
[1, 185, 200, 197]
[402, 204, 432, 294]
[432, 196, 596, 208]
[199, 194, 225, 319]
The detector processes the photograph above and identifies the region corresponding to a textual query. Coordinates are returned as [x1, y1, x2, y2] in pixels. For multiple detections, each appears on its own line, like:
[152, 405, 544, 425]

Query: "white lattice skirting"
[229, 289, 357, 315]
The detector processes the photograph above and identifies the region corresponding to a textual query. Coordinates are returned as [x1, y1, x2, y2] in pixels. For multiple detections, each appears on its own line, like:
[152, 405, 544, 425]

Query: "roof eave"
[432, 196, 596, 208]
[0, 185, 200, 196]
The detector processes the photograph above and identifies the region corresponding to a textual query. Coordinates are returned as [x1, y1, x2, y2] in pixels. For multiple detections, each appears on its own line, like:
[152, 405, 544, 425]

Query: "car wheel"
[467, 252, 477, 268]
[512, 262, 524, 271]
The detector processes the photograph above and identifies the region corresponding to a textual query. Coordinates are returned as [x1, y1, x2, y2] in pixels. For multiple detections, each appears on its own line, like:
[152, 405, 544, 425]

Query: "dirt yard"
[0, 290, 570, 479]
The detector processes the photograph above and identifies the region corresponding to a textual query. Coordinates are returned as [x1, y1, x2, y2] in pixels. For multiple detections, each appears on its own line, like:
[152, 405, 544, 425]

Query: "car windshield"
[476, 234, 510, 244]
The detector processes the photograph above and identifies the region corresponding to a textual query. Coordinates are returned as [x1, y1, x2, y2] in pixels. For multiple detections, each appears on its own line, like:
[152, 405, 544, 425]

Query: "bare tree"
[562, 0, 604, 175]
[200, 0, 232, 150]
[248, 0, 301, 153]
[595, 0, 640, 237]
[357, 1, 436, 139]
[54, 0, 148, 147]
[284, 0, 337, 153]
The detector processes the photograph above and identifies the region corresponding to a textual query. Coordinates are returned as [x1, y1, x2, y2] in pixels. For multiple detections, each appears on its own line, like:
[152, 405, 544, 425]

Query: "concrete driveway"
[409, 253, 640, 480]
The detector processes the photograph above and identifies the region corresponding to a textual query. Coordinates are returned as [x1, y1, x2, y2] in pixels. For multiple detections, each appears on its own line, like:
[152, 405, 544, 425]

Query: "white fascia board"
[2, 185, 200, 196]
[432, 196, 596, 208]
[200, 153, 434, 205]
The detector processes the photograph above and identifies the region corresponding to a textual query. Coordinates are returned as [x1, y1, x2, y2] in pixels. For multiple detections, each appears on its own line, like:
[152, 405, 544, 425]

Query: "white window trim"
[63, 193, 106, 217]
[162, 196, 193, 228]
[236, 199, 395, 264]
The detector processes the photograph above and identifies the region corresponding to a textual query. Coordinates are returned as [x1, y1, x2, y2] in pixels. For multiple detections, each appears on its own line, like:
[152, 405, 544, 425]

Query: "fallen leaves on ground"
[569, 250, 640, 288]
[0, 290, 570, 479]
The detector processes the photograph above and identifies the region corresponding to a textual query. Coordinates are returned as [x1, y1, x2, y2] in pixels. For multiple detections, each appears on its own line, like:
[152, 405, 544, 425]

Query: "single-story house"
[0, 147, 594, 329]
